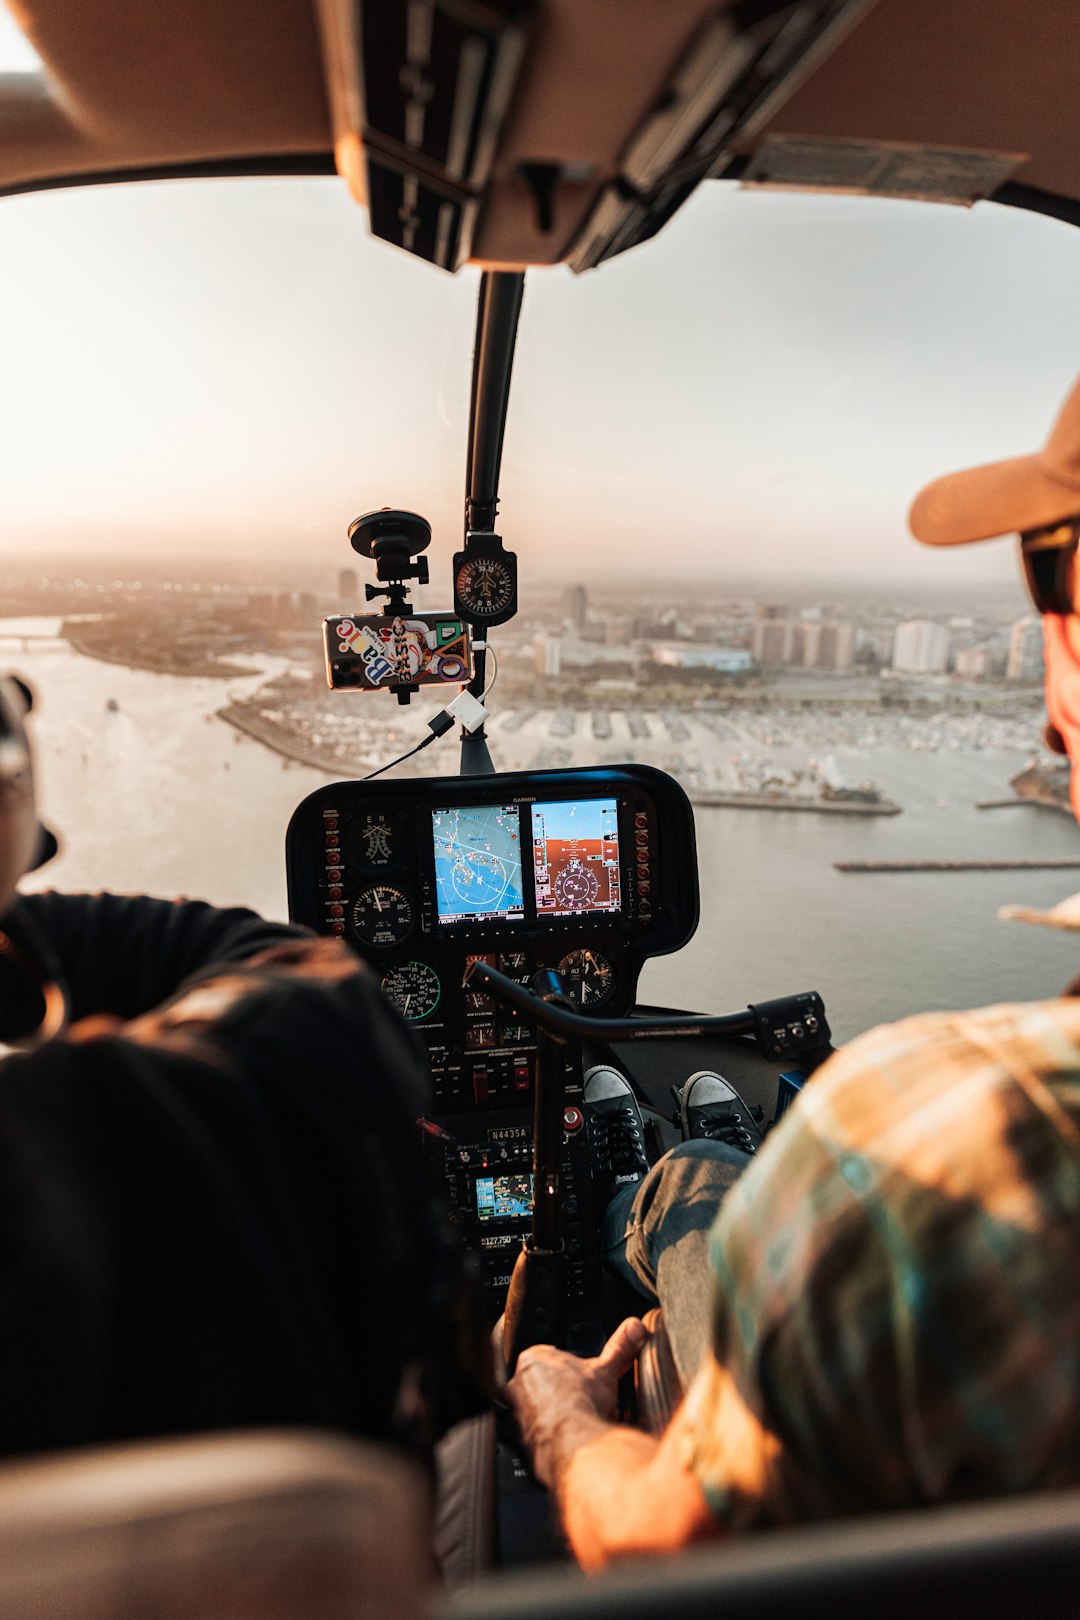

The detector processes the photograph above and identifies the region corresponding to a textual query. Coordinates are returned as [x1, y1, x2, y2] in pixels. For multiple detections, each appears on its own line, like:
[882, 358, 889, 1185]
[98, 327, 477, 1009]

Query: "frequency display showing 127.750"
[532, 798, 622, 916]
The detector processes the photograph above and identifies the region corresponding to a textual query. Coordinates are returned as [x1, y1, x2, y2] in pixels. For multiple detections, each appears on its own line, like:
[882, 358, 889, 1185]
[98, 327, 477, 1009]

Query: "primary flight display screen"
[531, 798, 622, 917]
[432, 803, 526, 925]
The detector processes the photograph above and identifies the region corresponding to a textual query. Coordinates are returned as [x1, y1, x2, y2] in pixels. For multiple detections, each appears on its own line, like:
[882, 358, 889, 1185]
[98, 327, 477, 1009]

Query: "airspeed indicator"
[381, 961, 441, 1021]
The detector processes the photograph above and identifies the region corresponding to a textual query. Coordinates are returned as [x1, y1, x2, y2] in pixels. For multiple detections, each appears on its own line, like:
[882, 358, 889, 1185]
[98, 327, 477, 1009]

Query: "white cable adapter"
[445, 689, 489, 734]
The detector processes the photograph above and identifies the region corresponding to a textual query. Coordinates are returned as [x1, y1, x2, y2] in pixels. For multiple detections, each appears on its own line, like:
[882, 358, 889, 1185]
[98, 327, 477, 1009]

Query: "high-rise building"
[892, 620, 950, 673]
[338, 566, 358, 602]
[1007, 615, 1045, 681]
[752, 618, 796, 667]
[954, 645, 990, 679]
[565, 584, 588, 632]
[818, 622, 855, 671]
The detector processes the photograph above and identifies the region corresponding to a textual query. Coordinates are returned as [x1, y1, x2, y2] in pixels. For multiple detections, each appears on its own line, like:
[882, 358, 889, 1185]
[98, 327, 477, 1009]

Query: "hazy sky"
[4, 9, 1080, 588]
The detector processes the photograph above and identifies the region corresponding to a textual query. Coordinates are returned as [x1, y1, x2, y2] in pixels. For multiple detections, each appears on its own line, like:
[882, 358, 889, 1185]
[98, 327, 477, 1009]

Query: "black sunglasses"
[1020, 520, 1080, 615]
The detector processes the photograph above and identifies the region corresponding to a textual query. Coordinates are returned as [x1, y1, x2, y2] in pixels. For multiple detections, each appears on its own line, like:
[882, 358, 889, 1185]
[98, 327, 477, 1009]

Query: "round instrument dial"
[351, 884, 413, 947]
[381, 961, 441, 1021]
[556, 948, 616, 1009]
[455, 555, 514, 618]
[555, 861, 600, 910]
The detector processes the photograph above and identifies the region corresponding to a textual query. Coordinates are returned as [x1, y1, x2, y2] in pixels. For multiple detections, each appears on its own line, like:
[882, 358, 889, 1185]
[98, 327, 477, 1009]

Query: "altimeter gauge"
[452, 535, 518, 627]
[381, 961, 441, 1021]
[556, 948, 616, 1009]
[351, 884, 413, 947]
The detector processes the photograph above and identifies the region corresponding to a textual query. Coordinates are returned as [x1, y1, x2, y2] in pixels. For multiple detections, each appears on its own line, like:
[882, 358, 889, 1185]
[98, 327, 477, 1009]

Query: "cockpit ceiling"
[1, 0, 1079, 270]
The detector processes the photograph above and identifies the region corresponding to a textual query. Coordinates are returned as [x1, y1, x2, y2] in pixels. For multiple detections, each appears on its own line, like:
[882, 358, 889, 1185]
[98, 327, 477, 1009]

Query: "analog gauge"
[351, 884, 413, 948]
[344, 812, 400, 871]
[455, 556, 514, 619]
[556, 948, 616, 1009]
[381, 961, 441, 1021]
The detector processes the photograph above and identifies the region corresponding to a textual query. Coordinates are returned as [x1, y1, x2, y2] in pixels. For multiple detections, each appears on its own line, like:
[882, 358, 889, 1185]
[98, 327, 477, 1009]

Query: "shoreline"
[63, 622, 260, 680]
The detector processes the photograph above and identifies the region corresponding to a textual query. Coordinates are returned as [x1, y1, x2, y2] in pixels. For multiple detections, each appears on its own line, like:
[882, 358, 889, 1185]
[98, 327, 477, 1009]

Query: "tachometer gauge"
[351, 884, 413, 947]
[381, 961, 441, 1021]
[452, 540, 518, 628]
[556, 948, 616, 1009]
[344, 812, 400, 871]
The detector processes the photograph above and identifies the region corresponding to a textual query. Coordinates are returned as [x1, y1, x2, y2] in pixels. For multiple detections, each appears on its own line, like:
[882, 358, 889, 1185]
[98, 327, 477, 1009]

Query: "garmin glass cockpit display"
[286, 765, 698, 1107]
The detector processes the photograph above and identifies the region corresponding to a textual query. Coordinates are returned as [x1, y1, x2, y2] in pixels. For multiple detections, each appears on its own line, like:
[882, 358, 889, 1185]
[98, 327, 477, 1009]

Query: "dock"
[835, 858, 1080, 874]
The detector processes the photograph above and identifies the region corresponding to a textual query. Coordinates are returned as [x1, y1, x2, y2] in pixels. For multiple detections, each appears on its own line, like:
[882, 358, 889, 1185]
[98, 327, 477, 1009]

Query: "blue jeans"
[602, 1140, 749, 1388]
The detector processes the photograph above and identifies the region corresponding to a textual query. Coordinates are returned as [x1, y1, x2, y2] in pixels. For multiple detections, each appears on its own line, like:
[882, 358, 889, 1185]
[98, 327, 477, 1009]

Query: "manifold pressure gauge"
[453, 533, 518, 627]
[351, 884, 413, 948]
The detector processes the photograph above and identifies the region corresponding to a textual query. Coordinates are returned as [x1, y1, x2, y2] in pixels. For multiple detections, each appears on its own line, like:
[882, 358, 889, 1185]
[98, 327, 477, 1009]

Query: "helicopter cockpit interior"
[4, 0, 1080, 1615]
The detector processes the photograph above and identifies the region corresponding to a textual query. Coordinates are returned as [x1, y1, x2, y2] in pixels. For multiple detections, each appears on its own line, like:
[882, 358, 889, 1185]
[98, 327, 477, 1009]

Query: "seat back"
[447, 1486, 1080, 1620]
[0, 1429, 431, 1620]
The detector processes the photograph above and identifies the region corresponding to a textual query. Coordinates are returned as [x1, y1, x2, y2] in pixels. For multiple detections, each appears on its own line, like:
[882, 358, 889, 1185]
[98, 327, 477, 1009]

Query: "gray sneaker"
[675, 1071, 762, 1154]
[583, 1065, 650, 1192]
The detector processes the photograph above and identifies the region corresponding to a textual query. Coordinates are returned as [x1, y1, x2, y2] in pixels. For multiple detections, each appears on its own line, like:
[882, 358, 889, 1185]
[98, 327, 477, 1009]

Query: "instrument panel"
[286, 765, 699, 1111]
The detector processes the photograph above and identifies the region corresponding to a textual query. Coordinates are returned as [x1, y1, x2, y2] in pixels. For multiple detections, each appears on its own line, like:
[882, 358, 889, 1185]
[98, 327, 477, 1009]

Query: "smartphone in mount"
[323, 612, 473, 692]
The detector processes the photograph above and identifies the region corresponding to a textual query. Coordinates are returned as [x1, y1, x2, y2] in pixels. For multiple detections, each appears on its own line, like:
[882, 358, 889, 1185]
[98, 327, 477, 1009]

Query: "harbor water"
[8, 620, 1080, 1044]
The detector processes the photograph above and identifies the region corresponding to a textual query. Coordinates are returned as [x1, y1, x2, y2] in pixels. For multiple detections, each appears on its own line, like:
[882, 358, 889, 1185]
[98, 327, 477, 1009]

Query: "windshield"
[2, 175, 1079, 1040]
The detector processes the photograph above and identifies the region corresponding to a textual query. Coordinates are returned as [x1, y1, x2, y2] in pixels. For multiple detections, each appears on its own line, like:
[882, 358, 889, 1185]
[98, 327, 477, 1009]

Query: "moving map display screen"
[531, 798, 622, 916]
[432, 803, 525, 925]
[474, 1171, 534, 1222]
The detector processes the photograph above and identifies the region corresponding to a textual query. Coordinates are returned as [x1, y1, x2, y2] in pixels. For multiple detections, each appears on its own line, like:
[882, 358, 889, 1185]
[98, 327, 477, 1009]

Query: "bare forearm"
[506, 1328, 718, 1571]
[559, 1422, 666, 1570]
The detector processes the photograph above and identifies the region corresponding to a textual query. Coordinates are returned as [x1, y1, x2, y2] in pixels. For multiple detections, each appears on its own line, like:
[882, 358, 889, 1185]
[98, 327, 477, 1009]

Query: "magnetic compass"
[351, 884, 413, 948]
[452, 535, 518, 627]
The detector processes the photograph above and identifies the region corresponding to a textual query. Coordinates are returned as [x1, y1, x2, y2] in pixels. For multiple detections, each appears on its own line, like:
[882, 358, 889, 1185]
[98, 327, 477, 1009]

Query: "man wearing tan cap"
[505, 376, 1080, 1570]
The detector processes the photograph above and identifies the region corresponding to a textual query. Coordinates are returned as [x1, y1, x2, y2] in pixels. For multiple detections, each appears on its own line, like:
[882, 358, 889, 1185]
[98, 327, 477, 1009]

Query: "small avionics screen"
[531, 798, 622, 917]
[474, 1172, 534, 1222]
[431, 803, 525, 925]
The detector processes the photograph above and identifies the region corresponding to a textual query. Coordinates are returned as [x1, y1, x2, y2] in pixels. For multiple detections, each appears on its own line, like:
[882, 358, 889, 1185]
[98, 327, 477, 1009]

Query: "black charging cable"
[362, 709, 457, 782]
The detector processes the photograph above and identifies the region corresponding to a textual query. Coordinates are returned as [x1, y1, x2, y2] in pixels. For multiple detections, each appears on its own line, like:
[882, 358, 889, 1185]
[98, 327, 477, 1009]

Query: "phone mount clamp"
[347, 508, 432, 705]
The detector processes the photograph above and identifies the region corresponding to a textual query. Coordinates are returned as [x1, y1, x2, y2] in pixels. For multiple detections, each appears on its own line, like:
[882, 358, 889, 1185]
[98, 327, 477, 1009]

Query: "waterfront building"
[337, 566, 358, 603]
[801, 620, 822, 667]
[1007, 615, 1045, 681]
[817, 621, 855, 671]
[652, 645, 752, 673]
[892, 619, 950, 673]
[954, 645, 990, 680]
[752, 617, 797, 666]
[534, 635, 562, 677]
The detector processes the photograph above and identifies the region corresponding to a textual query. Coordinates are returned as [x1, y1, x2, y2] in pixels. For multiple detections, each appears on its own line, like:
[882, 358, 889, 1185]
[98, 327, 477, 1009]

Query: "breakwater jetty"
[695, 792, 900, 816]
[836, 858, 1080, 874]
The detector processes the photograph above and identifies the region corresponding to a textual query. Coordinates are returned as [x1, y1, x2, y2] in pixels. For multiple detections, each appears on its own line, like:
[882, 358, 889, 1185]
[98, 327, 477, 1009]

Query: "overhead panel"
[351, 0, 532, 270]
[566, 0, 878, 272]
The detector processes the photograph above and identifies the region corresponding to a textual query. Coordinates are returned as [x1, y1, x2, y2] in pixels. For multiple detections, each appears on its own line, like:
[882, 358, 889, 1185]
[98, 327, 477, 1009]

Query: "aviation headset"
[0, 675, 65, 1045]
